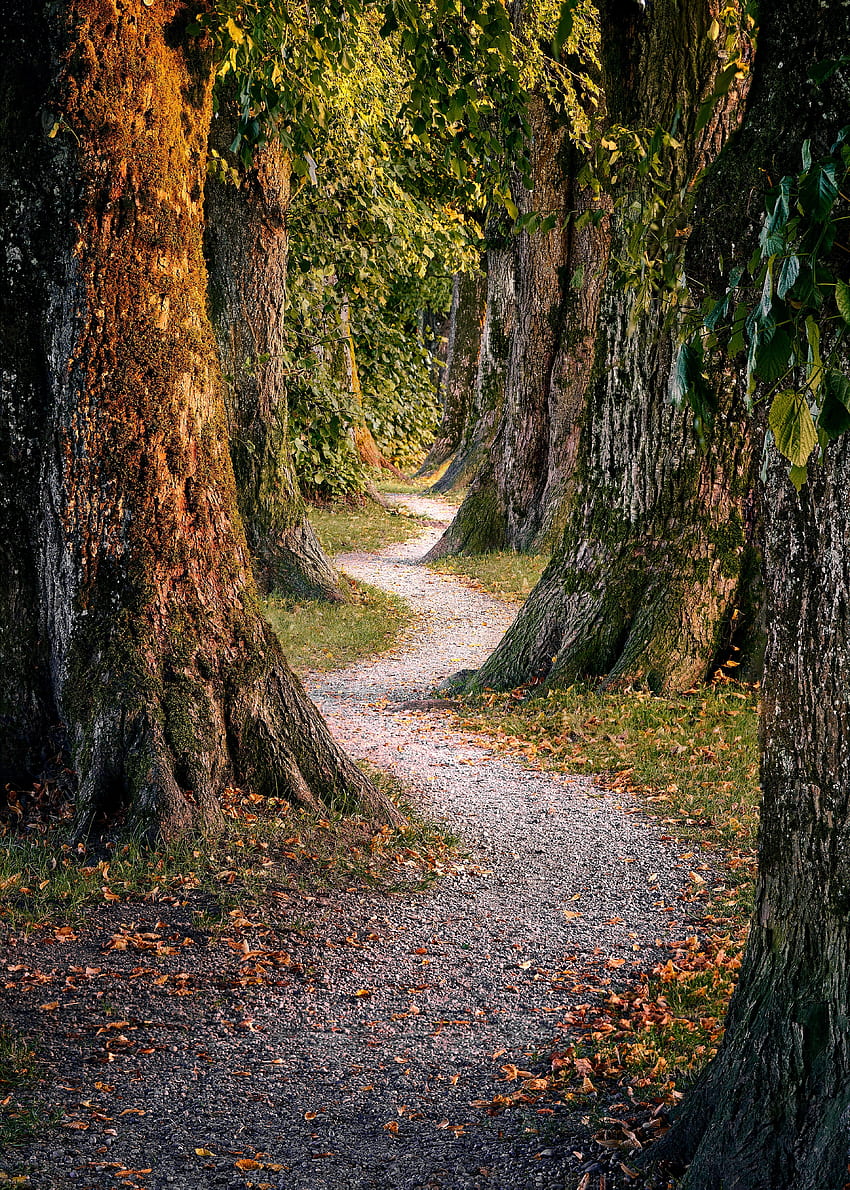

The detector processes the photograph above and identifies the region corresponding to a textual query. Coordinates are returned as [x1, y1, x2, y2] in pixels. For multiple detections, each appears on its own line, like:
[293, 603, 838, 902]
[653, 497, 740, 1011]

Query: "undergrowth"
[0, 1026, 44, 1151]
[0, 770, 460, 934]
[308, 499, 428, 555]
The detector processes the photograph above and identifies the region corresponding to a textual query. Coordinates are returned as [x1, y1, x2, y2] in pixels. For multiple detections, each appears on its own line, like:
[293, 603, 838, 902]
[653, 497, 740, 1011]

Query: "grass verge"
[264, 580, 412, 674]
[453, 680, 759, 1113]
[0, 770, 461, 934]
[308, 499, 428, 555]
[428, 551, 549, 603]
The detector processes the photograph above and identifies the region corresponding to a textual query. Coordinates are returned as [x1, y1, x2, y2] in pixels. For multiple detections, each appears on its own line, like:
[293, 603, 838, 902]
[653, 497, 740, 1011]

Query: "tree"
[429, 213, 517, 494]
[452, 0, 760, 694]
[0, 0, 399, 839]
[415, 266, 487, 480]
[426, 0, 604, 554]
[647, 4, 850, 1185]
[205, 97, 344, 601]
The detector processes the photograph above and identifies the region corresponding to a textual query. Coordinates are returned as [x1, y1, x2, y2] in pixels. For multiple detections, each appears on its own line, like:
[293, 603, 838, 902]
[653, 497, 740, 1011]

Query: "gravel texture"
[1, 497, 692, 1190]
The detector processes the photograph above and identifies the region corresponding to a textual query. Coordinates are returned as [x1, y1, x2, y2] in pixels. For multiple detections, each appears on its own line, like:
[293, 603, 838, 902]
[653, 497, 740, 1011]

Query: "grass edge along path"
[427, 551, 549, 604]
[450, 679, 759, 1153]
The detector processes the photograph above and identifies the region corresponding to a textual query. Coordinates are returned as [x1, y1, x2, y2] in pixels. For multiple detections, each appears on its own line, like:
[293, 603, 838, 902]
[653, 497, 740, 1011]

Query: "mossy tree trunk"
[465, 0, 758, 694]
[416, 268, 487, 479]
[648, 6, 850, 1187]
[430, 218, 517, 496]
[0, 0, 400, 839]
[204, 100, 343, 602]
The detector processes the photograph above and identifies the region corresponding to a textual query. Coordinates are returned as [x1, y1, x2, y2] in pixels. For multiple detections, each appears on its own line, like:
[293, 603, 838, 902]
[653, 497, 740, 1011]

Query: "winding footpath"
[3, 499, 691, 1190]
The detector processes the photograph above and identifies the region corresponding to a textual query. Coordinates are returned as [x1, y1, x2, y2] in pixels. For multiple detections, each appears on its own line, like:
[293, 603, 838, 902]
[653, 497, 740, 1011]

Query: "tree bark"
[430, 218, 517, 495]
[428, 92, 573, 555]
[0, 0, 400, 839]
[458, 0, 759, 694]
[648, 5, 850, 1186]
[416, 268, 487, 479]
[204, 102, 343, 602]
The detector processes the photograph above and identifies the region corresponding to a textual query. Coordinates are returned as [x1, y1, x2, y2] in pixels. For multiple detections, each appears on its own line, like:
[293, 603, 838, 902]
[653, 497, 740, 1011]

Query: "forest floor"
[0, 498, 708, 1190]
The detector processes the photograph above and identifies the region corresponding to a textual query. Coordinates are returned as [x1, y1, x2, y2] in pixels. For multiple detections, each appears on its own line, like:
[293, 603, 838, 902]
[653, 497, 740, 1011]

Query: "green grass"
[0, 1025, 48, 1150]
[308, 500, 428, 555]
[264, 580, 412, 674]
[0, 771, 460, 932]
[428, 551, 549, 603]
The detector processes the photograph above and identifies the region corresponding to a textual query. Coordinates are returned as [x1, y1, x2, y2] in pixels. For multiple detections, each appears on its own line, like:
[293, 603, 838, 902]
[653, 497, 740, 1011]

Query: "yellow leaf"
[194, 1149, 215, 1157]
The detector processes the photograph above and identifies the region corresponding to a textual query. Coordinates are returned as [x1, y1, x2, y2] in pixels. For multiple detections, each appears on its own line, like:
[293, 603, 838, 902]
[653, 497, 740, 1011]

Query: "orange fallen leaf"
[234, 1158, 262, 1170]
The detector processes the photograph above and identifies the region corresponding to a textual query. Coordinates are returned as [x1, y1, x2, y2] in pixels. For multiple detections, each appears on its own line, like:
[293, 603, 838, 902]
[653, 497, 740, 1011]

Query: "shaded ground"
[0, 498, 695, 1190]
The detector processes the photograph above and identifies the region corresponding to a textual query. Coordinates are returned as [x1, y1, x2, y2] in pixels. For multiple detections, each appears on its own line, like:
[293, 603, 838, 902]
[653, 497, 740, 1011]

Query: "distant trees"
[434, 0, 761, 695]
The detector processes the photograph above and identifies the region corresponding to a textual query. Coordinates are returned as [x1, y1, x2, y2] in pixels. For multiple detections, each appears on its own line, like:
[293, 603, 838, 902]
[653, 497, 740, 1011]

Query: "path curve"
[291, 496, 689, 1188]
[2, 499, 691, 1190]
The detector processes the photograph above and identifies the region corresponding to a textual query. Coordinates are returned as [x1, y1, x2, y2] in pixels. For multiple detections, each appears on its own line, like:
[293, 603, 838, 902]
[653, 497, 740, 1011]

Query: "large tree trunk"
[649, 5, 850, 1187]
[459, 0, 759, 694]
[415, 268, 487, 479]
[0, 0, 399, 839]
[204, 102, 343, 602]
[430, 220, 516, 495]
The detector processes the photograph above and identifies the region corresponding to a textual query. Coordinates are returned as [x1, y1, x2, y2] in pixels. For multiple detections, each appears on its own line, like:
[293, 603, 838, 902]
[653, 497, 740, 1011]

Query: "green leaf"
[818, 370, 850, 440]
[806, 314, 823, 391]
[789, 464, 808, 491]
[776, 254, 800, 299]
[798, 161, 839, 221]
[769, 389, 818, 467]
[552, 0, 578, 58]
[671, 340, 715, 424]
[753, 326, 793, 382]
[836, 279, 850, 325]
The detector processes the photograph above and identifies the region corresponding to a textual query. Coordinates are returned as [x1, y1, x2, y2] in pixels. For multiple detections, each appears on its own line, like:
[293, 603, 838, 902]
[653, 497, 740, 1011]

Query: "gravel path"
[2, 497, 691, 1190]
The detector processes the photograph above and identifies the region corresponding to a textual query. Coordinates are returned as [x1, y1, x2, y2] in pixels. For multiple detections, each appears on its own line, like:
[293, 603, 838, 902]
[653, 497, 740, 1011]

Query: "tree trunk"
[648, 5, 850, 1186]
[416, 269, 487, 479]
[0, 0, 400, 839]
[204, 102, 343, 602]
[427, 93, 573, 554]
[458, 0, 759, 694]
[336, 293, 406, 480]
[430, 219, 516, 495]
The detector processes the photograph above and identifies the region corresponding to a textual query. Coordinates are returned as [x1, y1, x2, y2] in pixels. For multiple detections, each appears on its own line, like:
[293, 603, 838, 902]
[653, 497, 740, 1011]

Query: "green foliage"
[277, 13, 477, 495]
[578, 4, 755, 331]
[358, 318, 444, 471]
[675, 125, 850, 483]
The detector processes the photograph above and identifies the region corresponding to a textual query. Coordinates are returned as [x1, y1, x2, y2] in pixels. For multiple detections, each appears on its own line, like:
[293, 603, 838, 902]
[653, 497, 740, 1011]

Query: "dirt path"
[2, 500, 691, 1190]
